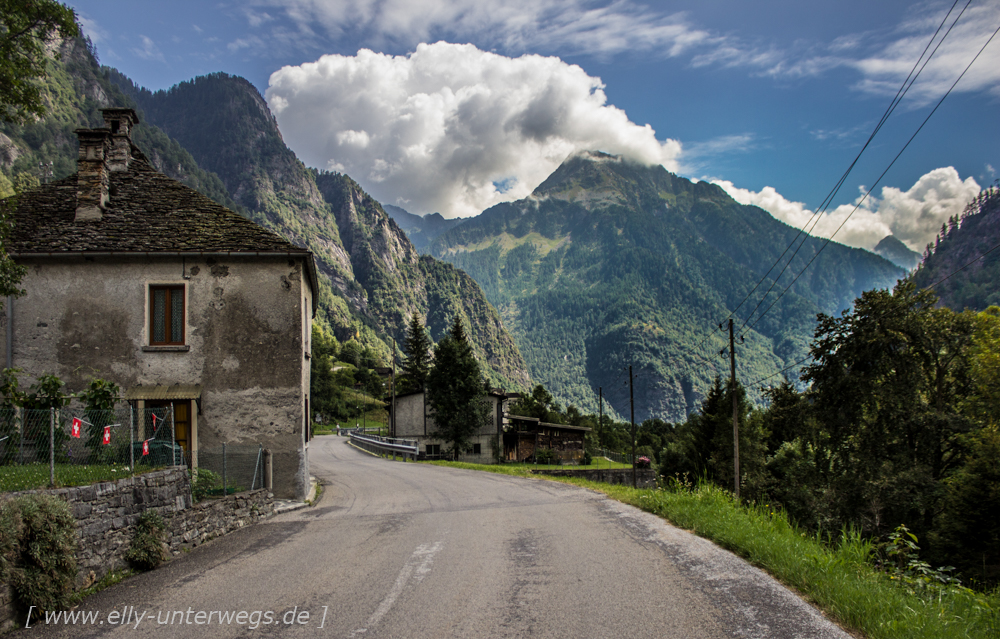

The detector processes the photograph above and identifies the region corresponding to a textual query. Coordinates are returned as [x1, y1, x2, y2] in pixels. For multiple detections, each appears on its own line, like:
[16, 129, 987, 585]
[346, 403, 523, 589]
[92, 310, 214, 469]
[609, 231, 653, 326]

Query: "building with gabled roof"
[0, 108, 316, 499]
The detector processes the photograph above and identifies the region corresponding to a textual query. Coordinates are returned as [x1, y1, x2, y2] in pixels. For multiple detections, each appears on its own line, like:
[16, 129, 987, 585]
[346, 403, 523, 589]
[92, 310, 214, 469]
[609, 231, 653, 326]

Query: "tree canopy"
[0, 0, 78, 124]
[426, 316, 489, 459]
[400, 313, 432, 394]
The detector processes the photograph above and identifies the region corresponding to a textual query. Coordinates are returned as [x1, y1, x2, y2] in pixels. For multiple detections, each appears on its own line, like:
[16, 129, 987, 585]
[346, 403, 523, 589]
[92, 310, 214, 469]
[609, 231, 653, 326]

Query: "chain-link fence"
[0, 406, 181, 492]
[593, 447, 634, 465]
[186, 443, 265, 499]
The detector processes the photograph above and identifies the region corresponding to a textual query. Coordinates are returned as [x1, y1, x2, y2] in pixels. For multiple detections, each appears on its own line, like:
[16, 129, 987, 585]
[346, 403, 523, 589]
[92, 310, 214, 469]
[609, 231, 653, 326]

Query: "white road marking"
[354, 541, 443, 635]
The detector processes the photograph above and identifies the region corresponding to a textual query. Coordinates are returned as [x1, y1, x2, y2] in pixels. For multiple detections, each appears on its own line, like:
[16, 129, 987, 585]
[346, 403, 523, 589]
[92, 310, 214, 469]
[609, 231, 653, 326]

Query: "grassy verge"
[1, 463, 166, 492]
[425, 461, 1000, 639]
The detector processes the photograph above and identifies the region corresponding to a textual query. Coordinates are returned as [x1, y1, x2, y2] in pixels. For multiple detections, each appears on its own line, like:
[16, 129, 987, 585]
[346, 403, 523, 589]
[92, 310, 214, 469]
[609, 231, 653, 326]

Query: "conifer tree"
[401, 313, 432, 393]
[426, 316, 489, 459]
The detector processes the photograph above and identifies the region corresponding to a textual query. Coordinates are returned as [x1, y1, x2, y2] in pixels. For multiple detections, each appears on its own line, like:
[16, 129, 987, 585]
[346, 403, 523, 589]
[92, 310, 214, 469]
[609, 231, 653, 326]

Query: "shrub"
[190, 468, 221, 502]
[636, 455, 651, 469]
[124, 511, 168, 571]
[535, 448, 556, 464]
[581, 450, 593, 466]
[0, 497, 24, 583]
[6, 494, 78, 612]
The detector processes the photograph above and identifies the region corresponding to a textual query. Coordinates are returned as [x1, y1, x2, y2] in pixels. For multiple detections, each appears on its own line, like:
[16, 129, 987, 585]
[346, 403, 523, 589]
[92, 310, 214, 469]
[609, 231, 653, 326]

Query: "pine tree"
[401, 313, 432, 393]
[426, 317, 489, 459]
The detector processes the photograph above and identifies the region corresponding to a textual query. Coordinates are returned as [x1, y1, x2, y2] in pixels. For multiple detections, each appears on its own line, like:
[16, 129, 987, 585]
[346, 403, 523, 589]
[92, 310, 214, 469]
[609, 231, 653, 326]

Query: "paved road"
[22, 436, 851, 638]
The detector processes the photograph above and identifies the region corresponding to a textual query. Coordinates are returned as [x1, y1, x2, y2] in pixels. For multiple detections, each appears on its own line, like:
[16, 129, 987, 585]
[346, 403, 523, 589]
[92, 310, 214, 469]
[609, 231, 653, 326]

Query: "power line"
[922, 239, 1000, 290]
[740, 18, 1000, 339]
[717, 0, 969, 336]
[745, 234, 1000, 390]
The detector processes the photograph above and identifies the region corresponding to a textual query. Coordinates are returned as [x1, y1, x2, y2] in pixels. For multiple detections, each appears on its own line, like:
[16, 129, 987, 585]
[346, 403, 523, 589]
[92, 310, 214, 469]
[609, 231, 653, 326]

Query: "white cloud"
[133, 35, 165, 62]
[266, 42, 681, 217]
[252, 0, 713, 59]
[848, 2, 1000, 104]
[713, 167, 980, 252]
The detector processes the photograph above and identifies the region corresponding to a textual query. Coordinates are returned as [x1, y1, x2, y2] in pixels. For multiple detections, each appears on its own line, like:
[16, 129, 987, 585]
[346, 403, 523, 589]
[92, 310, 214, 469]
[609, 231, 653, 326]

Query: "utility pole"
[729, 319, 740, 501]
[629, 366, 636, 489]
[598, 386, 603, 444]
[391, 337, 397, 439]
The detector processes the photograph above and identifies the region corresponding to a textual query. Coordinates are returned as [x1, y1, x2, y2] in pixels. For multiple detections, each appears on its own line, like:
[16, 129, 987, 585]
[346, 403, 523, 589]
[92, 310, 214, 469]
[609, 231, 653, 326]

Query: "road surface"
[22, 436, 851, 638]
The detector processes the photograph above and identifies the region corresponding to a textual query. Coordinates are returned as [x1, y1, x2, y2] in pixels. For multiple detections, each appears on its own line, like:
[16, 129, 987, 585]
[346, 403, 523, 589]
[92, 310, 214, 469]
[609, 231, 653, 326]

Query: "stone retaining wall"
[0, 469, 274, 632]
[531, 467, 658, 488]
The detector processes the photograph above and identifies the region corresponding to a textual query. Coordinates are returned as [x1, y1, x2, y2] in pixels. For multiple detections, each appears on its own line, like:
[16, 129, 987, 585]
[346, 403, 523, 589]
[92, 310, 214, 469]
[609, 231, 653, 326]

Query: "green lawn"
[1, 463, 166, 492]
[423, 460, 1000, 639]
[502, 457, 633, 471]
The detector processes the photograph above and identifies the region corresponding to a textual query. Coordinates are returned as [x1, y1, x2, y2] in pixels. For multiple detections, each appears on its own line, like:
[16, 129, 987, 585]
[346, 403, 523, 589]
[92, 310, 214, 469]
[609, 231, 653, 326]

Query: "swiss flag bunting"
[102, 425, 111, 445]
[142, 439, 150, 456]
[71, 417, 82, 438]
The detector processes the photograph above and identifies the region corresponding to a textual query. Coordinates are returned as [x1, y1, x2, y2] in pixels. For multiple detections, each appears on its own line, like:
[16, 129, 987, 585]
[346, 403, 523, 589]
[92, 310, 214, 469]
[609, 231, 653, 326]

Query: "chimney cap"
[100, 107, 139, 125]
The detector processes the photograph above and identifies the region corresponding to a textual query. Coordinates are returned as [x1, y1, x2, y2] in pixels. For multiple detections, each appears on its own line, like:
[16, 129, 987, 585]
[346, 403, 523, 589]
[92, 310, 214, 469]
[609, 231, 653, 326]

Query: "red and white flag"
[102, 425, 111, 445]
[71, 417, 82, 438]
[142, 439, 150, 456]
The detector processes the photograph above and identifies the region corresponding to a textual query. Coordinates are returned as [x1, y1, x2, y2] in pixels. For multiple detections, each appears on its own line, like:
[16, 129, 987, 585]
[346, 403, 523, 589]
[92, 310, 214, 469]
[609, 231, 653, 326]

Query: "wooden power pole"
[629, 365, 636, 489]
[729, 318, 740, 501]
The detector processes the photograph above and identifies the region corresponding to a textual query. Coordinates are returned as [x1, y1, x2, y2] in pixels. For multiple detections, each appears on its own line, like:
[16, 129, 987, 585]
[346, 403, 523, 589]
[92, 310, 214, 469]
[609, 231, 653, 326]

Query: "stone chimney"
[74, 128, 111, 222]
[100, 108, 139, 171]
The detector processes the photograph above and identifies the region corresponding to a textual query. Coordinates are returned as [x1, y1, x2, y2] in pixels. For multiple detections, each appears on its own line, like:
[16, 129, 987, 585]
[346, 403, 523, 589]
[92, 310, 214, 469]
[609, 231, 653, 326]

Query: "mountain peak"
[532, 150, 670, 209]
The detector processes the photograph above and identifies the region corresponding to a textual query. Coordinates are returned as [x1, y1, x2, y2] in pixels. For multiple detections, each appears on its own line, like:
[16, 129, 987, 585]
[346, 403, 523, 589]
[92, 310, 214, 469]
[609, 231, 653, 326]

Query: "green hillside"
[431, 152, 904, 421]
[910, 185, 1000, 311]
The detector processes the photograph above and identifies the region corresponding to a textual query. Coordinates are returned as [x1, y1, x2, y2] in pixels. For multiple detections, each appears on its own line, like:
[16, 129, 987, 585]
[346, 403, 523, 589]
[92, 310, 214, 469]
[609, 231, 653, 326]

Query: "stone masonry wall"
[0, 469, 274, 632]
[531, 467, 658, 488]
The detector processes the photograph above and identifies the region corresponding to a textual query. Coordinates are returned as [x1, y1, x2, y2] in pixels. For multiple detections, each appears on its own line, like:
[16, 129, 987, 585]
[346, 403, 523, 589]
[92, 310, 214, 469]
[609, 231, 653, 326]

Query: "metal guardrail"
[348, 430, 419, 461]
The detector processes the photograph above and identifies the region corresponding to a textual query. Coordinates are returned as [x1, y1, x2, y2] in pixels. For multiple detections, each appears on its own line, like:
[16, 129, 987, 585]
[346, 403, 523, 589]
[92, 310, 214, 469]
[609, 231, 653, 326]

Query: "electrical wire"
[740, 18, 1000, 339]
[712, 0, 969, 337]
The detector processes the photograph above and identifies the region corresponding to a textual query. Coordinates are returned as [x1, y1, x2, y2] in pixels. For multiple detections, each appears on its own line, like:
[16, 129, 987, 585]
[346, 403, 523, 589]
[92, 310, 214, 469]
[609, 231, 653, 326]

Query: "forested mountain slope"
[910, 185, 1000, 311]
[431, 152, 904, 421]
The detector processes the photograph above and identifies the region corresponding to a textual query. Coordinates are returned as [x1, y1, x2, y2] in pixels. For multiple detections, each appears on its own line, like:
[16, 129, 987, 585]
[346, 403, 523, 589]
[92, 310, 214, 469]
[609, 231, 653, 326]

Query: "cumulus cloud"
[266, 42, 681, 217]
[713, 167, 980, 251]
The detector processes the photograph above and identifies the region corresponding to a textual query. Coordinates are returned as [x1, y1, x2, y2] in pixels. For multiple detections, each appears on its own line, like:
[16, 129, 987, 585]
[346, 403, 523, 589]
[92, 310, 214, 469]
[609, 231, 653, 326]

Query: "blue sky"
[70, 0, 999, 251]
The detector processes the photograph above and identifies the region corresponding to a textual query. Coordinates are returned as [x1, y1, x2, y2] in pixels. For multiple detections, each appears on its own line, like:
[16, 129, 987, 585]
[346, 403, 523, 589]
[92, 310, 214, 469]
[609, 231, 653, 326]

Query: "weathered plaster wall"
[393, 393, 500, 463]
[0, 255, 310, 499]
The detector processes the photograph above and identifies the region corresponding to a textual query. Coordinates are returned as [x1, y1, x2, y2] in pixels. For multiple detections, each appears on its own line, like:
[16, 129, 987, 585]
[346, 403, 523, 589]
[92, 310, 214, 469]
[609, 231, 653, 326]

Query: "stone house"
[0, 108, 317, 499]
[392, 389, 511, 463]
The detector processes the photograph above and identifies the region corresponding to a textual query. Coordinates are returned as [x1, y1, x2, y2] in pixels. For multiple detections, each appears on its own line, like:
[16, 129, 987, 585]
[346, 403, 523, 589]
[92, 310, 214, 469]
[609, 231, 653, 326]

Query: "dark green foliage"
[77, 377, 119, 459]
[190, 468, 222, 502]
[931, 426, 1000, 585]
[0, 0, 79, 124]
[911, 185, 1000, 311]
[400, 313, 432, 394]
[4, 493, 77, 612]
[535, 448, 557, 464]
[124, 511, 168, 571]
[310, 325, 340, 422]
[426, 317, 490, 459]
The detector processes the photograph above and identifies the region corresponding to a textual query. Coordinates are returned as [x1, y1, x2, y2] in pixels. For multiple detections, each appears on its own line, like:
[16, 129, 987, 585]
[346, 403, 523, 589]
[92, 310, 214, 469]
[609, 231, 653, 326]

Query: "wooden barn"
[502, 415, 591, 463]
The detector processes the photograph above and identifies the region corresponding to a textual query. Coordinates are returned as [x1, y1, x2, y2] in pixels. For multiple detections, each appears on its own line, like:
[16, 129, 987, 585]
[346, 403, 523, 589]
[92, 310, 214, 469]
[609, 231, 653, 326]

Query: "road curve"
[21, 436, 851, 638]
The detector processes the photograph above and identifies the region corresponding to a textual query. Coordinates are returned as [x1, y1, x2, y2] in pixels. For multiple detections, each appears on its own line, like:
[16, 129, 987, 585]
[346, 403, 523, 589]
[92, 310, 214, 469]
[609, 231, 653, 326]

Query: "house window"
[473, 443, 481, 455]
[426, 444, 440, 456]
[150, 285, 185, 345]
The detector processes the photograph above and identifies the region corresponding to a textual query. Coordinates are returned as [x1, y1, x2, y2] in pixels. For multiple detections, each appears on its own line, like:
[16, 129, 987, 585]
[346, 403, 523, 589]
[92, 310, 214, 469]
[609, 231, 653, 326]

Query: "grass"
[503, 458, 633, 470]
[1, 463, 166, 492]
[424, 460, 1000, 639]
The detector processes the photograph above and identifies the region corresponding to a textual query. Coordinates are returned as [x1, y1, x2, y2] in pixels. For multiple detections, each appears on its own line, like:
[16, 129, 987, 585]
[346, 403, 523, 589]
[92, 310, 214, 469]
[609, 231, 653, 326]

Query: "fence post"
[170, 405, 176, 466]
[222, 442, 227, 496]
[17, 406, 23, 465]
[264, 449, 272, 492]
[129, 403, 135, 474]
[49, 407, 55, 487]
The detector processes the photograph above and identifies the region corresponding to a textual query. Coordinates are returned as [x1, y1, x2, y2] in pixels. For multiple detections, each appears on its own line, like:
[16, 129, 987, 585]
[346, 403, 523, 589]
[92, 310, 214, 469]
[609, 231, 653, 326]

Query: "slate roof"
[7, 158, 308, 256]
